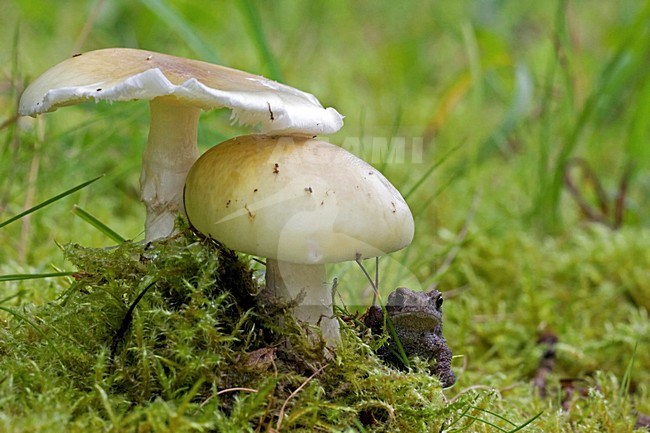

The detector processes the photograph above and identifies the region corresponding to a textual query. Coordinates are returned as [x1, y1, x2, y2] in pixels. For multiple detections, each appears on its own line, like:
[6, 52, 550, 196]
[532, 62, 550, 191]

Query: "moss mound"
[0, 227, 467, 432]
[3, 224, 649, 431]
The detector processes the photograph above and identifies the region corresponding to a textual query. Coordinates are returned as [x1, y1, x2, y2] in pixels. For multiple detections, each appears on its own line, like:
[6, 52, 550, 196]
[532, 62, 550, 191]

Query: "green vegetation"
[1, 1, 650, 431]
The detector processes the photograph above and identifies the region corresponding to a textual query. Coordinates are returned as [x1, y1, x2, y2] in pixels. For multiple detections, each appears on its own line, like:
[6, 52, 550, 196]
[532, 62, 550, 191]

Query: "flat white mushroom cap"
[184, 135, 414, 264]
[19, 48, 343, 135]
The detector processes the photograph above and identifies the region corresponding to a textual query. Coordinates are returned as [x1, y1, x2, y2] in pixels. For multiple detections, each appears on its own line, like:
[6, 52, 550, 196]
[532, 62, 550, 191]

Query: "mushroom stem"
[141, 98, 201, 241]
[265, 259, 340, 344]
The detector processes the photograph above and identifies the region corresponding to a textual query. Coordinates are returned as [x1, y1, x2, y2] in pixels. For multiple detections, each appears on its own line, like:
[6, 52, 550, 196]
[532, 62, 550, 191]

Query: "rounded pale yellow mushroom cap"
[184, 134, 414, 264]
[19, 48, 343, 135]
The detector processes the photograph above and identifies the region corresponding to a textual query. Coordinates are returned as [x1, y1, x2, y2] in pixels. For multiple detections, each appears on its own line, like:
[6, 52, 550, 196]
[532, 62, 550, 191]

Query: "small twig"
[532, 332, 559, 397]
[564, 158, 610, 225]
[216, 387, 259, 396]
[276, 364, 328, 431]
[613, 162, 634, 229]
[564, 157, 634, 229]
[196, 387, 259, 412]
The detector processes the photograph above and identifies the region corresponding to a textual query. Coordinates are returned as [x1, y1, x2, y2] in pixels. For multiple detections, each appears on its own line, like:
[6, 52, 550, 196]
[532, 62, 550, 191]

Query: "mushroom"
[18, 48, 343, 241]
[183, 134, 414, 343]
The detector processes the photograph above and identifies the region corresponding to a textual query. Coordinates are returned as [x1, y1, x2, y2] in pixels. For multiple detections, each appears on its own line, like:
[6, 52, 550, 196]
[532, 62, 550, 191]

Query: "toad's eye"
[436, 296, 443, 310]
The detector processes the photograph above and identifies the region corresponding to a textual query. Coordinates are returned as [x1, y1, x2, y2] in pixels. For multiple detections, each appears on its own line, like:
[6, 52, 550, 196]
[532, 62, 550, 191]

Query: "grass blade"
[0, 175, 103, 229]
[533, 0, 565, 228]
[0, 272, 75, 282]
[461, 405, 543, 432]
[238, 0, 283, 81]
[507, 411, 543, 432]
[378, 110, 403, 173]
[0, 290, 25, 304]
[619, 341, 638, 401]
[72, 205, 126, 243]
[139, 0, 220, 63]
[477, 63, 533, 162]
[461, 415, 508, 432]
[543, 2, 650, 229]
[471, 405, 517, 427]
[412, 166, 465, 217]
[403, 142, 462, 200]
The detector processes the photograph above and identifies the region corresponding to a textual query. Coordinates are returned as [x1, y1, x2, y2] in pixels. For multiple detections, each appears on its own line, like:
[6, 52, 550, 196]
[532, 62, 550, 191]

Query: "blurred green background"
[3, 1, 649, 267]
[2, 1, 650, 430]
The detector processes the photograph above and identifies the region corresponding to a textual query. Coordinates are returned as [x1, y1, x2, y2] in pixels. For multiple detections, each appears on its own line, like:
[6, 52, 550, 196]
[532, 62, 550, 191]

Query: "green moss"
[4, 219, 650, 432]
[0, 226, 462, 432]
[3, 222, 650, 431]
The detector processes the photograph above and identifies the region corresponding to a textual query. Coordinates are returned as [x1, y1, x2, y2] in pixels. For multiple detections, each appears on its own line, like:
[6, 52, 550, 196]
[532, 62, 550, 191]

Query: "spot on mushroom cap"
[19, 48, 343, 136]
[184, 134, 414, 264]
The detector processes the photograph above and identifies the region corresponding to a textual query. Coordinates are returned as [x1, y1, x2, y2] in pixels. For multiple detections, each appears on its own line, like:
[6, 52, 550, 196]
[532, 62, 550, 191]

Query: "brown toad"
[364, 287, 455, 387]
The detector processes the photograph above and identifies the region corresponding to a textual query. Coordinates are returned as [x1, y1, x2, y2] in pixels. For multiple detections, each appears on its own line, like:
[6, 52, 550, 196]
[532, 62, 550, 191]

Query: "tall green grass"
[532, 0, 650, 231]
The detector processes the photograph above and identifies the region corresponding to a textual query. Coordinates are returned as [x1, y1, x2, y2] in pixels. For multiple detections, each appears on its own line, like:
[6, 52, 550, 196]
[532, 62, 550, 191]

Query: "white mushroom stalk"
[141, 98, 200, 239]
[265, 260, 337, 342]
[184, 135, 414, 344]
[18, 48, 344, 241]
